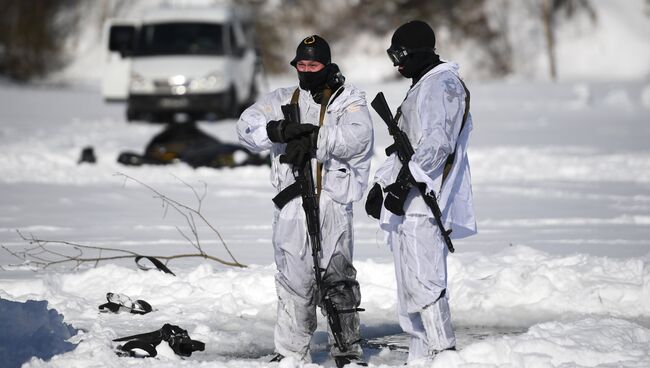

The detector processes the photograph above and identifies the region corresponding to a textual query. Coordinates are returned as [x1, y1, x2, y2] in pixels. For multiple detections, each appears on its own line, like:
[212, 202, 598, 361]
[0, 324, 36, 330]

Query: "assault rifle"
[370, 92, 455, 253]
[280, 103, 348, 352]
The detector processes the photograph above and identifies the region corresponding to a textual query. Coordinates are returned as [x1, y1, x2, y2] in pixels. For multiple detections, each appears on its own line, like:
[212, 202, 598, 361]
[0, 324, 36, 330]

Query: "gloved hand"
[325, 63, 346, 91]
[279, 134, 313, 167]
[365, 183, 383, 219]
[383, 179, 411, 216]
[383, 167, 413, 216]
[266, 120, 317, 143]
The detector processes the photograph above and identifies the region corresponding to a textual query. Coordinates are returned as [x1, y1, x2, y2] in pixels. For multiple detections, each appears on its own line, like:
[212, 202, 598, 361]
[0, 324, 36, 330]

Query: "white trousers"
[390, 214, 456, 361]
[272, 196, 362, 360]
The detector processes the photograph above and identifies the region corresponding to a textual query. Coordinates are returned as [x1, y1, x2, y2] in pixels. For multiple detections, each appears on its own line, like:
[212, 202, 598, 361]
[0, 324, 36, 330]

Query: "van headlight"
[188, 72, 224, 92]
[130, 72, 154, 93]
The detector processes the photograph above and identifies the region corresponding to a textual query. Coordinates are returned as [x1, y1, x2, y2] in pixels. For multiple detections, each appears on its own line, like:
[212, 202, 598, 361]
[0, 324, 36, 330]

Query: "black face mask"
[398, 52, 435, 79]
[298, 65, 330, 93]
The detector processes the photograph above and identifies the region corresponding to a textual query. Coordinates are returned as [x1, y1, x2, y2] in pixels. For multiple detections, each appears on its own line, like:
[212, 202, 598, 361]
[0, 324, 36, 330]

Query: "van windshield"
[135, 22, 226, 56]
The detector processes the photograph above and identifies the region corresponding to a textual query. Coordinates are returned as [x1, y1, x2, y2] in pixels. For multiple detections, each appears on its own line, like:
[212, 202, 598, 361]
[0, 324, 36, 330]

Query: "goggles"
[386, 45, 435, 66]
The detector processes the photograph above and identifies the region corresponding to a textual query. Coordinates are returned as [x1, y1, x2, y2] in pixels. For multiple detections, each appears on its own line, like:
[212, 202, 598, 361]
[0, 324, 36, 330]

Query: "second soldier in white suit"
[366, 20, 477, 363]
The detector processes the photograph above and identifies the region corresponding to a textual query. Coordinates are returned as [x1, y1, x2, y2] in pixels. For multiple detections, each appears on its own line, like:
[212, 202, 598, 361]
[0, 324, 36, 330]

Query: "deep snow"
[1, 74, 649, 367]
[0, 0, 650, 368]
[0, 299, 77, 367]
[2, 1, 650, 363]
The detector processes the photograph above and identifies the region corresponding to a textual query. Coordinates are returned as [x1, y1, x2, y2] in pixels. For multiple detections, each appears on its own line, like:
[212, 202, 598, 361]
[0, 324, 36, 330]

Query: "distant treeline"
[0, 0, 83, 81]
[256, 0, 598, 80]
[0, 0, 605, 82]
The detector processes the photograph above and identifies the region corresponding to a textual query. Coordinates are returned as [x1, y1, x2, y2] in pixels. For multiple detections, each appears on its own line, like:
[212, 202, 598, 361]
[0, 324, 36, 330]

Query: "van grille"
[153, 79, 173, 93]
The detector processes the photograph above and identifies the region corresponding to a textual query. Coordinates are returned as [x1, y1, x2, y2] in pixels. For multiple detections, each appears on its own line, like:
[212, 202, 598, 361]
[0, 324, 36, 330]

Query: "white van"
[102, 5, 260, 122]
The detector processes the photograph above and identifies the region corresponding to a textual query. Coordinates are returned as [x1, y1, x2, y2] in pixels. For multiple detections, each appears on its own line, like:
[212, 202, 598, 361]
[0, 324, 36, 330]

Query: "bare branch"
[1, 174, 247, 271]
[115, 172, 243, 267]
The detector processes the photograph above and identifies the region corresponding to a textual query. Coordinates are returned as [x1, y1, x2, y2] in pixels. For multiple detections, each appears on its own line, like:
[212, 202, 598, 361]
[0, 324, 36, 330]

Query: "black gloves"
[383, 167, 414, 216]
[383, 179, 412, 216]
[365, 183, 383, 219]
[279, 127, 319, 167]
[279, 135, 311, 167]
[266, 120, 317, 143]
[326, 63, 346, 91]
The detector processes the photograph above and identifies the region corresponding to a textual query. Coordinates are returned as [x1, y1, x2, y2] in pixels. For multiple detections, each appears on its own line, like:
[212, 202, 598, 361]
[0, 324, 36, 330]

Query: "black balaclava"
[291, 35, 343, 102]
[390, 20, 442, 84]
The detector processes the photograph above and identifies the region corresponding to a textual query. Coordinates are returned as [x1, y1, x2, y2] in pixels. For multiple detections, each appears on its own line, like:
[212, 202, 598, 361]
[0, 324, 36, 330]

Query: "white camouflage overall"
[237, 84, 373, 361]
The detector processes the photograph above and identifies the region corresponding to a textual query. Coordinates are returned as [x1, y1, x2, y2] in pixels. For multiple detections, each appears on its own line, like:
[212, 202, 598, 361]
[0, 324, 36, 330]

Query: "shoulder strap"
[441, 78, 471, 184]
[316, 88, 333, 197]
[291, 87, 300, 104]
[283, 87, 331, 198]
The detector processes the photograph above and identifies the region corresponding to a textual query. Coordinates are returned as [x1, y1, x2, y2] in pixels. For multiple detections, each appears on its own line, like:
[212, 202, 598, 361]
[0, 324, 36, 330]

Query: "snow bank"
[470, 147, 650, 185]
[1, 246, 649, 366]
[449, 246, 650, 326]
[432, 318, 650, 368]
[0, 299, 78, 368]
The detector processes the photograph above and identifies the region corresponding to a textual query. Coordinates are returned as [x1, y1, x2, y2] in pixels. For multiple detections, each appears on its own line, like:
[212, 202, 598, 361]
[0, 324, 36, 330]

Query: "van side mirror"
[109, 25, 136, 57]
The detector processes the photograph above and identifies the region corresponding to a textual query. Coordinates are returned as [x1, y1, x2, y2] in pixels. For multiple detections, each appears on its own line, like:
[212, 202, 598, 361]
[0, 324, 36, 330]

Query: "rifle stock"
[370, 92, 395, 127]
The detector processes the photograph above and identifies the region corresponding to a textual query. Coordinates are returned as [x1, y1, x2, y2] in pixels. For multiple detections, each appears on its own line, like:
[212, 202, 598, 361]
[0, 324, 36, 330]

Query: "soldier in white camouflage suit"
[237, 35, 373, 367]
[366, 20, 477, 363]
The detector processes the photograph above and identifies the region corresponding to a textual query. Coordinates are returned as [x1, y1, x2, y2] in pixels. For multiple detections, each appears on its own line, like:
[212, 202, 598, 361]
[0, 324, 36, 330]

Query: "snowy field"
[1, 76, 650, 367]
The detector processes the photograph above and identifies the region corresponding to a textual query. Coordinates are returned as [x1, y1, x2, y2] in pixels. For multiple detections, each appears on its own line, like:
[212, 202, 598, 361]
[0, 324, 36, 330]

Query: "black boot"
[334, 354, 367, 367]
[269, 353, 284, 362]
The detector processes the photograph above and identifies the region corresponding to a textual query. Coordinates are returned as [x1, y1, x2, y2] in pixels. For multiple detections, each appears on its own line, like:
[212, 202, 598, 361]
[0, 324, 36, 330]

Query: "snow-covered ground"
[1, 74, 649, 367]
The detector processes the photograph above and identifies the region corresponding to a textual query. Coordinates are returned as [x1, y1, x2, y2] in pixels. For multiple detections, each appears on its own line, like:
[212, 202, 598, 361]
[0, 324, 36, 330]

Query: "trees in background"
[539, 0, 596, 80]
[0, 0, 82, 82]
[0, 0, 605, 82]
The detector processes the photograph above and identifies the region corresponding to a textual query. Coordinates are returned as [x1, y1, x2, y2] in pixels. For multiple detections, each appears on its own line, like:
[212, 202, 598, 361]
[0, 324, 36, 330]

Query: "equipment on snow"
[134, 256, 175, 275]
[77, 146, 96, 164]
[99, 292, 152, 315]
[117, 122, 270, 169]
[113, 323, 205, 358]
[370, 92, 455, 253]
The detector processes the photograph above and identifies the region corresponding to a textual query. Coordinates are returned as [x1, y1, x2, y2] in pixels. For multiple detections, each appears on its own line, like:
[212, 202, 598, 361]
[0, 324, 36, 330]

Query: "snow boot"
[334, 354, 367, 367]
[269, 353, 284, 362]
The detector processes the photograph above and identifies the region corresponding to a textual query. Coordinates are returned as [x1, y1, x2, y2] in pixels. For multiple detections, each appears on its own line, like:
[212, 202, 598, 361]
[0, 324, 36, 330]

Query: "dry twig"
[1, 174, 246, 271]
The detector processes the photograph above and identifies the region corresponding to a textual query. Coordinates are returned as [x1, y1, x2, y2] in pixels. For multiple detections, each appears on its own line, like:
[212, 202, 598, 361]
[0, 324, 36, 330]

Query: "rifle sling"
[316, 88, 333, 198]
[441, 78, 471, 183]
[386, 78, 469, 186]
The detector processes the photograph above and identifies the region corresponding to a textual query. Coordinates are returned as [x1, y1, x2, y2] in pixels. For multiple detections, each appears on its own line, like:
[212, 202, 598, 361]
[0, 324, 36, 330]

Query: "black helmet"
[387, 20, 436, 66]
[290, 35, 331, 67]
